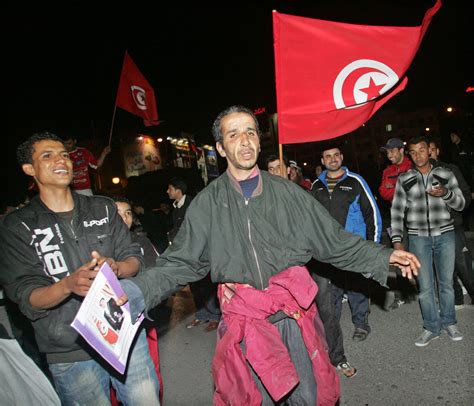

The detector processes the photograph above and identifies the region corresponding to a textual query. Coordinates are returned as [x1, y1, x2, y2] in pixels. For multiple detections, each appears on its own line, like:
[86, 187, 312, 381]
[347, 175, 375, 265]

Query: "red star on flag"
[359, 77, 386, 101]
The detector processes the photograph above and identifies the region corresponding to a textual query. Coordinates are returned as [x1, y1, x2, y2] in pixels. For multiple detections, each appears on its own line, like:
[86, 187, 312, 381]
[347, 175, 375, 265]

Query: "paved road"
[156, 265, 474, 405]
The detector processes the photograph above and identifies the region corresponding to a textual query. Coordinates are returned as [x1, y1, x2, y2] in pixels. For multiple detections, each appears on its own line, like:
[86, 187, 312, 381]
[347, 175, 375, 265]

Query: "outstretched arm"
[91, 250, 140, 278]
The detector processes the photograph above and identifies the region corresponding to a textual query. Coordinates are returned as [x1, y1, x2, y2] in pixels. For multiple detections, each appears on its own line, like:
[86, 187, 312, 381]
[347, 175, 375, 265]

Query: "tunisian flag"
[273, 0, 441, 144]
[116, 51, 159, 126]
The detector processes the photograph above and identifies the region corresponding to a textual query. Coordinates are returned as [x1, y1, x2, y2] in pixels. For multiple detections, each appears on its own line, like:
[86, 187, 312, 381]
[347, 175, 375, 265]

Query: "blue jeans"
[49, 329, 160, 405]
[409, 232, 456, 333]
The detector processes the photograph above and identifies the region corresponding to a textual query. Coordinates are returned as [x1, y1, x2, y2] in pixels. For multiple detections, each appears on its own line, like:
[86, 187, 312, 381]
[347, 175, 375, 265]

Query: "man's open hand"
[389, 250, 421, 279]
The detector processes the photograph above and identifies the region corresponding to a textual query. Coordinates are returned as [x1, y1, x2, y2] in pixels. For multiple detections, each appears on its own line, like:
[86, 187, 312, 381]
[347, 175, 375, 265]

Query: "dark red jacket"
[378, 155, 412, 202]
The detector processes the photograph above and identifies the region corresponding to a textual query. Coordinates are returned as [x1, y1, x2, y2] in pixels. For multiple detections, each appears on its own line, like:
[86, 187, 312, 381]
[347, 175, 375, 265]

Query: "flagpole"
[278, 143, 284, 178]
[108, 103, 117, 147]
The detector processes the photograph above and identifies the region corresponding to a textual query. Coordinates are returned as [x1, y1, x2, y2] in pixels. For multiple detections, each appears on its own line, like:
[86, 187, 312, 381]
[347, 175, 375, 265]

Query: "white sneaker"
[415, 329, 440, 347]
[445, 325, 463, 341]
[455, 304, 465, 311]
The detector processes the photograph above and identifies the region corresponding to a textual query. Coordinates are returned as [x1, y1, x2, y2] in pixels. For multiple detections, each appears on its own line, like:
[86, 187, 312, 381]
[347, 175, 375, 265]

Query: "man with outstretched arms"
[121, 106, 420, 405]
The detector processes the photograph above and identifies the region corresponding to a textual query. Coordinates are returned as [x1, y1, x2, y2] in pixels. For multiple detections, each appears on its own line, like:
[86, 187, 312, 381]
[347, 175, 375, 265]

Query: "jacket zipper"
[421, 170, 432, 236]
[69, 220, 78, 241]
[245, 198, 264, 289]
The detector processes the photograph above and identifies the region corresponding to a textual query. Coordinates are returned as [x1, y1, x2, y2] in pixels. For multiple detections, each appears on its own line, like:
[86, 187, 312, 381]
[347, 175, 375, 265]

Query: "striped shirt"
[390, 166, 465, 242]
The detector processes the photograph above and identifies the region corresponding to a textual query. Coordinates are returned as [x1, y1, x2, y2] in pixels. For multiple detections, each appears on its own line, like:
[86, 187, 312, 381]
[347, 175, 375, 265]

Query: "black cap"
[380, 138, 404, 151]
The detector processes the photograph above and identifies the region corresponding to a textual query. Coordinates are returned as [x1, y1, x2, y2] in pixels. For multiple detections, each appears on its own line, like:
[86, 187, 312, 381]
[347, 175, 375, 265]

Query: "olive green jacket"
[135, 168, 392, 310]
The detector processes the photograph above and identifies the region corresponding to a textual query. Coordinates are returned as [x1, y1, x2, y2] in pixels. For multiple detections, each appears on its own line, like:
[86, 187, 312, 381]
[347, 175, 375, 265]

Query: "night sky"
[5, 0, 473, 204]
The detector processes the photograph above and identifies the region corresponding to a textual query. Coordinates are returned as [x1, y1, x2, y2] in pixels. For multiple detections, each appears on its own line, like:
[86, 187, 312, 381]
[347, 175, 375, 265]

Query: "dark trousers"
[244, 318, 317, 405]
[453, 226, 474, 304]
[394, 227, 418, 301]
[189, 274, 221, 321]
[332, 272, 370, 332]
[312, 272, 346, 366]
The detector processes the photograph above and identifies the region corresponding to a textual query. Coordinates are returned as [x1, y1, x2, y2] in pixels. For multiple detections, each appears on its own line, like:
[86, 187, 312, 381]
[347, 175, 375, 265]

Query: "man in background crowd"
[63, 135, 111, 196]
[312, 147, 381, 343]
[289, 160, 312, 190]
[167, 177, 220, 331]
[429, 140, 473, 308]
[265, 154, 290, 179]
[379, 137, 417, 310]
[391, 136, 465, 347]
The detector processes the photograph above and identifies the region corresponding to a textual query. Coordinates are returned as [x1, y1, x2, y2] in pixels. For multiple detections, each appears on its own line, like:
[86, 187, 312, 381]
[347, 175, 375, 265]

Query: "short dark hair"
[408, 136, 430, 148]
[211, 105, 261, 144]
[321, 147, 342, 157]
[112, 196, 142, 230]
[16, 132, 64, 166]
[112, 196, 132, 205]
[168, 177, 188, 195]
[265, 154, 289, 169]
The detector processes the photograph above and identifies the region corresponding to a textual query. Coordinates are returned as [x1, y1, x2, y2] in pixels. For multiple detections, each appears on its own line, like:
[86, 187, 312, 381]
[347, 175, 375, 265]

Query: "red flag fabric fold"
[273, 0, 441, 144]
[116, 51, 159, 126]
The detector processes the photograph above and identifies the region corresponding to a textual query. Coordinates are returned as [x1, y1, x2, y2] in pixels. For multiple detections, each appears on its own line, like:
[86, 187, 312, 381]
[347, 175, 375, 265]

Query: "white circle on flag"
[131, 85, 148, 111]
[333, 59, 399, 109]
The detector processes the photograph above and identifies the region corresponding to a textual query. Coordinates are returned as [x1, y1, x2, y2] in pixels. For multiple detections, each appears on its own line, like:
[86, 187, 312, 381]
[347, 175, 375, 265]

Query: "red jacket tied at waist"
[212, 266, 339, 406]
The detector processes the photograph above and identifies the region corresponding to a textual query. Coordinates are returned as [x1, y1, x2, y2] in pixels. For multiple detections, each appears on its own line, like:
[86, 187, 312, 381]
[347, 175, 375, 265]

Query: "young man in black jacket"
[0, 132, 161, 405]
[167, 177, 193, 243]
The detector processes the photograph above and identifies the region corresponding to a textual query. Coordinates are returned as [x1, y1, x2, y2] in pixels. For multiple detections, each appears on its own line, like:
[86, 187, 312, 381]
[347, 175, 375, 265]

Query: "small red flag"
[273, 1, 442, 144]
[116, 51, 159, 126]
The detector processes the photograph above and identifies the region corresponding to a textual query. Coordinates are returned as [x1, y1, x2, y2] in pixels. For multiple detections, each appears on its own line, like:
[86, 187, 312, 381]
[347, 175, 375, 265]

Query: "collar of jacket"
[30, 191, 85, 215]
[225, 166, 263, 198]
[29, 192, 93, 232]
[319, 166, 349, 186]
[413, 163, 433, 176]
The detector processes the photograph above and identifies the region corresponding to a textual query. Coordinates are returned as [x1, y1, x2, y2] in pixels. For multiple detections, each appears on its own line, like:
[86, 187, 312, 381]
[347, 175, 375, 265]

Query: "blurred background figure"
[289, 160, 312, 191]
[166, 178, 221, 332]
[113, 196, 163, 403]
[265, 154, 290, 179]
[62, 135, 111, 196]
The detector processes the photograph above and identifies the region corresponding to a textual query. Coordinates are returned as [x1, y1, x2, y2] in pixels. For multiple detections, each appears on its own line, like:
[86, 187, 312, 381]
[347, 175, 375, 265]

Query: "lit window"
[385, 124, 392, 132]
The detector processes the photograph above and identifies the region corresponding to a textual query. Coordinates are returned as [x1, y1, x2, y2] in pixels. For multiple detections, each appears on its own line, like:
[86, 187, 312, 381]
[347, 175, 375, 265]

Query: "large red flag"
[116, 51, 159, 126]
[273, 1, 441, 144]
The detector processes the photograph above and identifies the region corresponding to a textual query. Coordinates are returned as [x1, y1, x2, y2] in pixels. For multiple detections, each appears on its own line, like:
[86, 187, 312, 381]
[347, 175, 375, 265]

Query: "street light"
[112, 177, 120, 185]
[446, 106, 453, 113]
[425, 127, 430, 132]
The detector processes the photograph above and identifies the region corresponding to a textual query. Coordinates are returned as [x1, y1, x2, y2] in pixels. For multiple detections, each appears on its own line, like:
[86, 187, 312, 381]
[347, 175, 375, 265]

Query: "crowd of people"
[0, 105, 472, 405]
